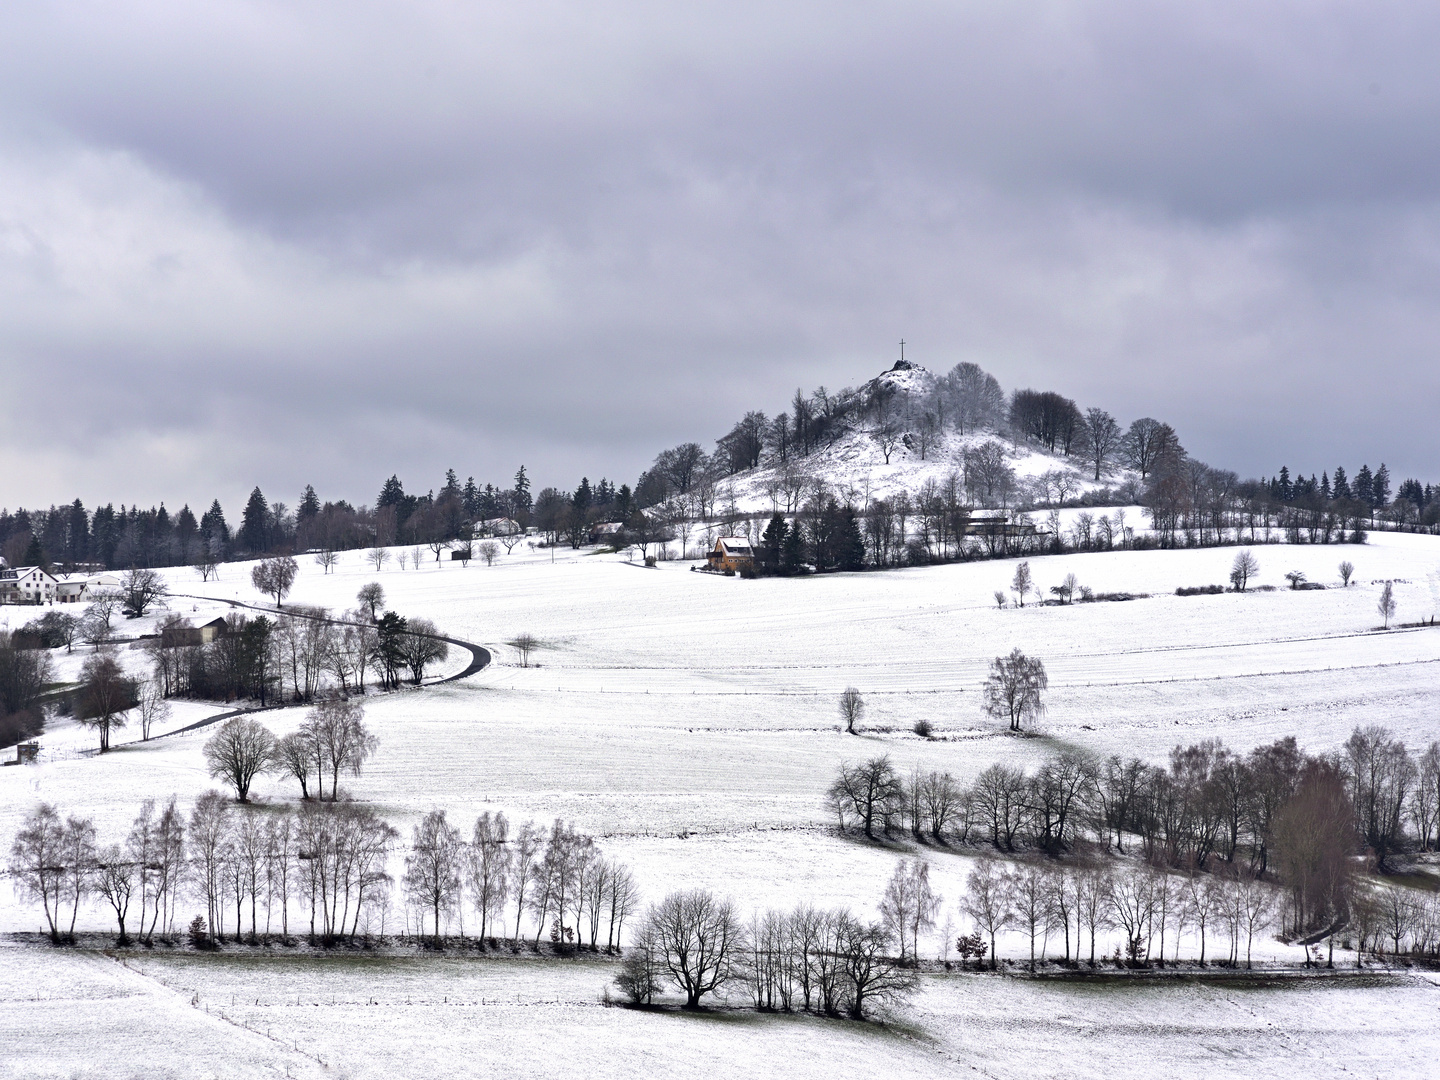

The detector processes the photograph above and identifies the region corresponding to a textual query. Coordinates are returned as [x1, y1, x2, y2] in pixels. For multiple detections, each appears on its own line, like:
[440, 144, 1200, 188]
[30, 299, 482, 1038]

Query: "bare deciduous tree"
[983, 648, 1048, 732]
[838, 686, 864, 734]
[77, 652, 134, 751]
[1079, 408, 1122, 480]
[961, 861, 1012, 970]
[136, 678, 170, 740]
[314, 549, 339, 574]
[366, 546, 390, 572]
[1339, 560, 1355, 587]
[1378, 580, 1397, 629]
[510, 633, 538, 667]
[203, 716, 276, 802]
[1230, 549, 1259, 592]
[644, 888, 745, 1009]
[400, 618, 450, 684]
[9, 803, 66, 941]
[878, 859, 940, 963]
[404, 809, 464, 946]
[826, 756, 902, 839]
[306, 695, 378, 800]
[273, 731, 318, 800]
[478, 541, 499, 566]
[119, 568, 168, 617]
[469, 811, 511, 944]
[357, 582, 385, 621]
[251, 556, 299, 607]
[1011, 561, 1033, 607]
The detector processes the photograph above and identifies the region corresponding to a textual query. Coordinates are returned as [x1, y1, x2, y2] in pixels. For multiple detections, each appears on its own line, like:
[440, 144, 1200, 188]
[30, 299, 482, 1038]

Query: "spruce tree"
[1332, 466, 1351, 501]
[781, 519, 806, 574]
[759, 514, 787, 574]
[22, 534, 45, 569]
[378, 475, 406, 511]
[840, 510, 866, 571]
[512, 466, 532, 514]
[1354, 464, 1374, 507]
[1373, 463, 1391, 508]
[240, 487, 270, 553]
[298, 485, 321, 521]
[201, 499, 229, 547]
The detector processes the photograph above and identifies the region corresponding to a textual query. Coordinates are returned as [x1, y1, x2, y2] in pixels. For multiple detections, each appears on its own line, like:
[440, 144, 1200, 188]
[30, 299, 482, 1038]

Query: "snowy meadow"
[4, 533, 1440, 1078]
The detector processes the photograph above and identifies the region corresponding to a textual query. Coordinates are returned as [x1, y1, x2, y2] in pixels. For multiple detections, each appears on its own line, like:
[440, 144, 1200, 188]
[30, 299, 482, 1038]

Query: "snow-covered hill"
[713, 361, 1137, 516]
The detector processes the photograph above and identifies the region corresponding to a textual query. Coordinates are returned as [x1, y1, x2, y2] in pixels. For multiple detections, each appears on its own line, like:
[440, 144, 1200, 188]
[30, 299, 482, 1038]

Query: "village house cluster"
[0, 564, 119, 606]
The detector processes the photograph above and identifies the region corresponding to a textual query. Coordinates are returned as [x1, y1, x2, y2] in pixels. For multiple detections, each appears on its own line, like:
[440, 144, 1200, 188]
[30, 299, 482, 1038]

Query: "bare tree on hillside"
[135, 679, 170, 740]
[838, 686, 865, 734]
[1378, 581, 1397, 629]
[81, 589, 123, 643]
[879, 859, 940, 963]
[76, 652, 134, 752]
[644, 888, 745, 1009]
[874, 423, 903, 465]
[306, 695, 378, 800]
[983, 648, 1048, 732]
[1011, 561, 1033, 607]
[314, 549, 339, 574]
[404, 809, 464, 946]
[273, 731, 318, 800]
[9, 804, 66, 942]
[826, 756, 902, 839]
[1339, 560, 1355, 587]
[469, 811, 512, 943]
[120, 568, 168, 616]
[366, 546, 390, 571]
[193, 552, 220, 582]
[251, 556, 298, 607]
[510, 633, 538, 667]
[961, 861, 1012, 970]
[203, 717, 276, 802]
[1079, 408, 1122, 481]
[357, 582, 385, 621]
[1230, 550, 1259, 592]
[400, 618, 449, 683]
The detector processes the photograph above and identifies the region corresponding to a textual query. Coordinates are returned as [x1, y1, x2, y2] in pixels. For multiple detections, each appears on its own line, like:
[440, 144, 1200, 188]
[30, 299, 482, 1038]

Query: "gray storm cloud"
[1, 1, 1437, 511]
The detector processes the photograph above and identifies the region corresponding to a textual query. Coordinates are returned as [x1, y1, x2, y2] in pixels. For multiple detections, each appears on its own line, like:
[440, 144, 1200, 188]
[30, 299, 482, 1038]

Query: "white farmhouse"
[0, 566, 59, 605]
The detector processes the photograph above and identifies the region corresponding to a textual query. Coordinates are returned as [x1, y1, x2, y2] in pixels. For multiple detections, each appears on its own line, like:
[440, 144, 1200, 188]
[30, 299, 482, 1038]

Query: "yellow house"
[707, 537, 754, 573]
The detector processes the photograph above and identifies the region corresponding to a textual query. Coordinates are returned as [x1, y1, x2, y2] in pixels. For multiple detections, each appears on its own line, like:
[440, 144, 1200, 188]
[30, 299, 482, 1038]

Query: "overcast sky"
[2, 1, 1437, 514]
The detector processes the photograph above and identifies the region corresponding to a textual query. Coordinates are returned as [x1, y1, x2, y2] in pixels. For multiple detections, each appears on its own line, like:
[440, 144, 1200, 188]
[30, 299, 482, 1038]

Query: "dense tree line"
[828, 723, 1439, 948]
[146, 598, 446, 712]
[5, 358, 1432, 578]
[0, 466, 549, 573]
[618, 886, 917, 1019]
[8, 793, 637, 953]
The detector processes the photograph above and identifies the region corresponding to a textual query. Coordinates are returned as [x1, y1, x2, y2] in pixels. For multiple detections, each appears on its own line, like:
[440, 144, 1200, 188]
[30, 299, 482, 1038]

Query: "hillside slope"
[713, 362, 1137, 515]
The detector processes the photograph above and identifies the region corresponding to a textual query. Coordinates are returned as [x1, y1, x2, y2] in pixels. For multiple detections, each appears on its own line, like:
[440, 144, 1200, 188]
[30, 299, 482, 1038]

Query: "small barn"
[707, 537, 755, 573]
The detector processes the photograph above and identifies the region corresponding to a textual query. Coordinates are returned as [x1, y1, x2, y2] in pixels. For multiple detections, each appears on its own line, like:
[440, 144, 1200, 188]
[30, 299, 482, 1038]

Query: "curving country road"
[145, 595, 491, 740]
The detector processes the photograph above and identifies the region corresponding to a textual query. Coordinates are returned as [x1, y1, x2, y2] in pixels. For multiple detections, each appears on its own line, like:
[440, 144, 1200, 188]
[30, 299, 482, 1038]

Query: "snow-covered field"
[4, 940, 1437, 1080]
[4, 531, 1440, 1075]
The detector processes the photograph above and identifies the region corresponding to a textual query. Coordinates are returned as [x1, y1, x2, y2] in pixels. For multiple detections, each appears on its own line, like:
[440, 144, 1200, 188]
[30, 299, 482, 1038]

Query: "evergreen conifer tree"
[240, 487, 270, 553]
[1373, 463, 1391, 508]
[1354, 465, 1374, 507]
[298, 485, 321, 521]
